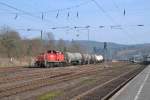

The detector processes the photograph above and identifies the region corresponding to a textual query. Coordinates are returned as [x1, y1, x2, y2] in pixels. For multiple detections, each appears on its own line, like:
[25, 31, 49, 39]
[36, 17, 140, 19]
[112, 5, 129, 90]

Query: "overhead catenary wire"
[0, 2, 42, 19]
[91, 0, 139, 43]
[0, 0, 90, 27]
[0, 0, 145, 43]
[0, 0, 91, 15]
[91, 0, 116, 24]
[111, 0, 126, 16]
[0, 1, 77, 29]
[111, 0, 120, 10]
[35, 0, 91, 13]
[0, 1, 58, 26]
[0, 1, 89, 29]
[0, 24, 143, 32]
[110, 0, 142, 43]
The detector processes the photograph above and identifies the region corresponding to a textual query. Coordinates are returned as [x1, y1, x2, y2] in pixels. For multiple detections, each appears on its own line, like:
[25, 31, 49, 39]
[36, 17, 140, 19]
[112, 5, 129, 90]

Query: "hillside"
[70, 40, 150, 60]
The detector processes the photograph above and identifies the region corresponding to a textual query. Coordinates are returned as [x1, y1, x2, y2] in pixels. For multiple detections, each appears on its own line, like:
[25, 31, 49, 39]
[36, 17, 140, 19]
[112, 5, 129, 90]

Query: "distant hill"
[65, 40, 150, 60]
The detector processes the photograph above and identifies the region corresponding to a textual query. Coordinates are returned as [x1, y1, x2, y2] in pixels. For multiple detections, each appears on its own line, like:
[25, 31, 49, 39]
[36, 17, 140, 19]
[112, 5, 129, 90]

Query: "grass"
[80, 78, 97, 85]
[38, 91, 63, 100]
[38, 79, 96, 100]
[0, 73, 9, 77]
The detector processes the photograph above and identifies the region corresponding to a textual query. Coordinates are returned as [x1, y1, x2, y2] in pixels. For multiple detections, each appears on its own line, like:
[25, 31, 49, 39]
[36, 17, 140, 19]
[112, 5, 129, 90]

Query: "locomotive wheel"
[49, 63, 54, 68]
[59, 62, 65, 67]
[34, 62, 39, 67]
[45, 62, 51, 68]
[58, 63, 62, 67]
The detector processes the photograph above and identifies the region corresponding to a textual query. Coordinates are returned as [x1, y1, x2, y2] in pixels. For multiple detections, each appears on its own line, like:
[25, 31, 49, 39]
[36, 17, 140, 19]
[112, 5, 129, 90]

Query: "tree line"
[0, 27, 86, 59]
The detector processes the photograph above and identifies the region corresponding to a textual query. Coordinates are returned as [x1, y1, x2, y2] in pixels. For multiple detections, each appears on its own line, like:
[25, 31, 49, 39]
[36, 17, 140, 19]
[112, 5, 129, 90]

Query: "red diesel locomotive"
[35, 50, 65, 67]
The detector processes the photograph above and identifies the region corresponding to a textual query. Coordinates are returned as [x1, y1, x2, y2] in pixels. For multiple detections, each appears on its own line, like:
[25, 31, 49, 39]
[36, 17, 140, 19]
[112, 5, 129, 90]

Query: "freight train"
[34, 50, 104, 67]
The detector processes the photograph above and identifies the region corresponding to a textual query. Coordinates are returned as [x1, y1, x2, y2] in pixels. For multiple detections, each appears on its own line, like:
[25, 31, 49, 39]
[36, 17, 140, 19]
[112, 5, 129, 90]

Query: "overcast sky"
[0, 0, 150, 44]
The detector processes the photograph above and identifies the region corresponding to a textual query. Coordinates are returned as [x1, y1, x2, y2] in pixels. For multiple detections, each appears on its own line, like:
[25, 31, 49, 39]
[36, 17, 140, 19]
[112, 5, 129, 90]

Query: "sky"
[0, 0, 150, 44]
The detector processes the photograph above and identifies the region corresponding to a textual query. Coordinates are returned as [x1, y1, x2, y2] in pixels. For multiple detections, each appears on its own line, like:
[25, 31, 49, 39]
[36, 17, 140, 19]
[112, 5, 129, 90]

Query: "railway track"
[0, 64, 106, 98]
[0, 62, 143, 100]
[0, 62, 130, 84]
[71, 65, 146, 100]
[1, 66, 105, 85]
[0, 63, 127, 84]
[0, 69, 74, 84]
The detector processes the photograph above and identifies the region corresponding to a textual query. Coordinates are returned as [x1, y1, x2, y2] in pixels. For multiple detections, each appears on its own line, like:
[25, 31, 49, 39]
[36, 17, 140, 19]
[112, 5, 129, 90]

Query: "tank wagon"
[65, 52, 82, 65]
[82, 54, 91, 64]
[95, 55, 104, 63]
[34, 50, 103, 67]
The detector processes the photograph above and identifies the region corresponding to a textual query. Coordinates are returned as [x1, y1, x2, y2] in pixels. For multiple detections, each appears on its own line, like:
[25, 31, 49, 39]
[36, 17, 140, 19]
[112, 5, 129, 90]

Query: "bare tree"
[57, 38, 66, 52]
[0, 27, 22, 58]
[68, 40, 85, 53]
[44, 32, 56, 50]
[26, 38, 44, 56]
